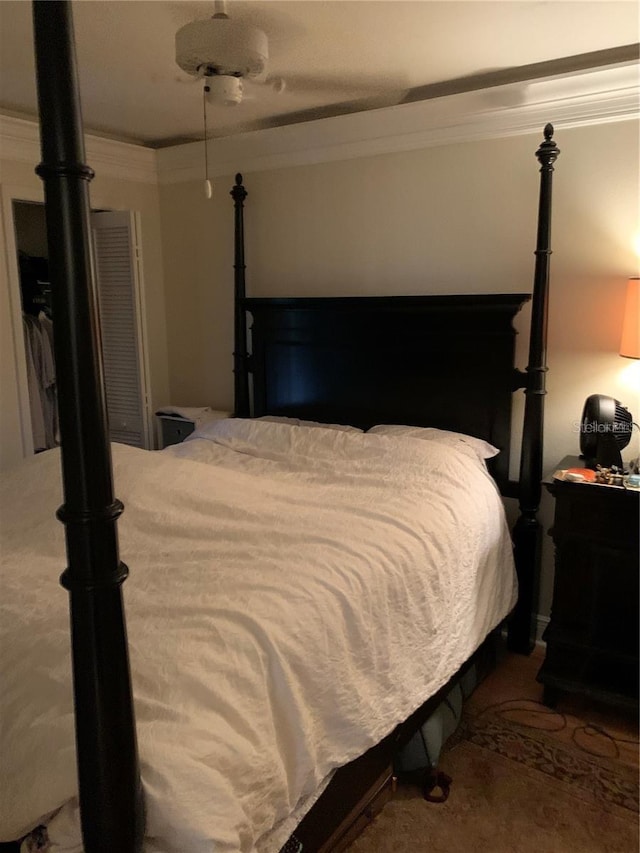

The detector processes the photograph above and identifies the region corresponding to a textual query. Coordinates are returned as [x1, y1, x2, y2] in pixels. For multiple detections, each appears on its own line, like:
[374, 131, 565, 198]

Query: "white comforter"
[0, 419, 516, 852]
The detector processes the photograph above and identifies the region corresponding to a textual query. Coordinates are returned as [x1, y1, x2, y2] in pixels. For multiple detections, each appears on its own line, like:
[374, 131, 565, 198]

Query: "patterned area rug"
[457, 703, 638, 816]
[349, 701, 639, 853]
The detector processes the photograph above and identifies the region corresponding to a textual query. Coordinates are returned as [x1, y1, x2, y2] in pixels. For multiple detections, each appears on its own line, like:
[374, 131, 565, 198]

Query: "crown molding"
[157, 63, 640, 185]
[2, 62, 636, 187]
[0, 115, 158, 184]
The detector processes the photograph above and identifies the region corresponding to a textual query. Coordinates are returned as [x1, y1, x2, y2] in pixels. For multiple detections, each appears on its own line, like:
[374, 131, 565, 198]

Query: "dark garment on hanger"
[22, 313, 57, 451]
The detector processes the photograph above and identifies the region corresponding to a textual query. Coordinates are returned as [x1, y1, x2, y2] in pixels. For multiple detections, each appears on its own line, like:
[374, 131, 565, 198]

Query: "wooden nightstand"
[157, 415, 196, 448]
[537, 457, 639, 710]
[156, 409, 232, 448]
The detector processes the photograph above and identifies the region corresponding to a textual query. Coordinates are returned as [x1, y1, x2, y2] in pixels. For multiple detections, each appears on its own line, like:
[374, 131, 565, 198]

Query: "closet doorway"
[8, 197, 152, 457]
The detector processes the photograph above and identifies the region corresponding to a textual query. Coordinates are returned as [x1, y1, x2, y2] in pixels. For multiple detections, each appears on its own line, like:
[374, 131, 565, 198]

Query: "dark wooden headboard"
[243, 294, 529, 494]
[232, 119, 560, 660]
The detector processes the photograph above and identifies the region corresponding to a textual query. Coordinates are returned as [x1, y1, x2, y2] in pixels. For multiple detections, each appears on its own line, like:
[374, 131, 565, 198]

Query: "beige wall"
[0, 156, 170, 468]
[160, 120, 639, 619]
[12, 201, 48, 257]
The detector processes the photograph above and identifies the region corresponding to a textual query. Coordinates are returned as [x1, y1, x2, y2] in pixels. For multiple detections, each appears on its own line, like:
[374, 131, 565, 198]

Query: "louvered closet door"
[92, 210, 151, 449]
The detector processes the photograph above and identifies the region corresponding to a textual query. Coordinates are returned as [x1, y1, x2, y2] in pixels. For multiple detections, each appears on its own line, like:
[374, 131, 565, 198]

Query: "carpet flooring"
[349, 649, 639, 853]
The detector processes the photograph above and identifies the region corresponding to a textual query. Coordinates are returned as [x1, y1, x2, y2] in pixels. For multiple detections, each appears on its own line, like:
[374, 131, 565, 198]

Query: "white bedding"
[0, 418, 517, 852]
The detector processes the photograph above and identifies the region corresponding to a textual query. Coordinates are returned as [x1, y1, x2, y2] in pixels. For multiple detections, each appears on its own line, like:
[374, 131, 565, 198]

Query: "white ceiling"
[0, 1, 637, 149]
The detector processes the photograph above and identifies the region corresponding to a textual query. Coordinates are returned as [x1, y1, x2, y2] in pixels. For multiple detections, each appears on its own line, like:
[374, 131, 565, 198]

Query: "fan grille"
[613, 403, 633, 450]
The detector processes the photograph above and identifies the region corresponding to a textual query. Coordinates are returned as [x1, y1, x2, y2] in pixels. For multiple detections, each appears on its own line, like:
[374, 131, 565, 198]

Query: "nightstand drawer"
[550, 538, 639, 650]
[158, 417, 195, 448]
[551, 485, 639, 545]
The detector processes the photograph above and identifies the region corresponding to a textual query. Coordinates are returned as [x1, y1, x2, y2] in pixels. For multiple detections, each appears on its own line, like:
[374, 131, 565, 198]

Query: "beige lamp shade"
[620, 277, 640, 359]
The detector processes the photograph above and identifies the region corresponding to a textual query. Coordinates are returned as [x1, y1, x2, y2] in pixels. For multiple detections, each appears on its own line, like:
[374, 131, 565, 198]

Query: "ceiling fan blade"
[258, 71, 408, 99]
[175, 70, 205, 84]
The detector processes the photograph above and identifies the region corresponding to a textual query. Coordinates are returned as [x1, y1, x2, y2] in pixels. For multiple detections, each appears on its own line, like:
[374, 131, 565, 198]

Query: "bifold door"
[92, 210, 151, 449]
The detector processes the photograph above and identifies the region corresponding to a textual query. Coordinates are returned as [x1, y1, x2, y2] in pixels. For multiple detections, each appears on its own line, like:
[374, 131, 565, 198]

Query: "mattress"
[0, 418, 517, 852]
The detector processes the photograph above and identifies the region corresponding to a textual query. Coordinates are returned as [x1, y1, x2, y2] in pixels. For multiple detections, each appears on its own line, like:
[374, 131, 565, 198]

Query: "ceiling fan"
[174, 0, 406, 197]
[175, 0, 274, 105]
[175, 0, 404, 107]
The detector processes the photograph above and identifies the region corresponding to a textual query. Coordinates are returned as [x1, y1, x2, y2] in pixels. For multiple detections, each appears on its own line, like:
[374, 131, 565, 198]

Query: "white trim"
[0, 184, 44, 457]
[535, 614, 550, 647]
[131, 210, 154, 450]
[500, 614, 549, 648]
[0, 115, 158, 184]
[157, 63, 640, 184]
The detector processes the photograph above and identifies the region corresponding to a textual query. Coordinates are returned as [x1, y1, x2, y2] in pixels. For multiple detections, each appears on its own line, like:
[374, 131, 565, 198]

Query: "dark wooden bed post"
[508, 123, 560, 654]
[231, 173, 251, 416]
[32, 3, 144, 850]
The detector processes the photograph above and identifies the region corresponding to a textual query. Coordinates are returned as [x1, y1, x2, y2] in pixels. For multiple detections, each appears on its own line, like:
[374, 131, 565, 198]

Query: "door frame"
[0, 182, 154, 458]
[0, 183, 43, 457]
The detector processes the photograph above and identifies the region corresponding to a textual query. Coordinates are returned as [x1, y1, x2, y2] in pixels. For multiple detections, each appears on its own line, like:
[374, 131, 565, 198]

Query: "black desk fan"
[580, 394, 633, 469]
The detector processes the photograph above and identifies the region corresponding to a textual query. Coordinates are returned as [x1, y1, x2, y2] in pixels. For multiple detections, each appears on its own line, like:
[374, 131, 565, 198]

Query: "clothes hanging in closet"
[19, 251, 58, 452]
[23, 312, 58, 452]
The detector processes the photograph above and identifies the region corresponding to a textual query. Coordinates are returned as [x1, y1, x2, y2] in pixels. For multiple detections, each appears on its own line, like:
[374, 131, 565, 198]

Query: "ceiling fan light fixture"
[176, 18, 268, 79]
[205, 75, 244, 106]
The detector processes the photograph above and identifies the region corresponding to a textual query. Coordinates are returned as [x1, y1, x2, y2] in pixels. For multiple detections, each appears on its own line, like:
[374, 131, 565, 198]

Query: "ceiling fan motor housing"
[175, 18, 268, 79]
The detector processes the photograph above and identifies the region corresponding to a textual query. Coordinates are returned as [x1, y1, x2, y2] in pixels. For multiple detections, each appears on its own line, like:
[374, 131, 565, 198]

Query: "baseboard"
[535, 615, 550, 647]
[501, 615, 549, 649]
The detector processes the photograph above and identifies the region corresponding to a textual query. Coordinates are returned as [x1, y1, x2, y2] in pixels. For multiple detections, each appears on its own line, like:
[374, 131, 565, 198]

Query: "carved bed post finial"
[231, 173, 250, 417]
[508, 124, 560, 654]
[538, 124, 559, 164]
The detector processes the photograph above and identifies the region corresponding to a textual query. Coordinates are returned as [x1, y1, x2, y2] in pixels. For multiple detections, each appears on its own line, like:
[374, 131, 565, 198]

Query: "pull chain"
[203, 82, 212, 199]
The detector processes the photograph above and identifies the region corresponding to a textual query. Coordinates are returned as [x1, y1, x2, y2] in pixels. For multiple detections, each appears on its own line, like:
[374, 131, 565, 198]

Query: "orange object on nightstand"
[565, 467, 596, 482]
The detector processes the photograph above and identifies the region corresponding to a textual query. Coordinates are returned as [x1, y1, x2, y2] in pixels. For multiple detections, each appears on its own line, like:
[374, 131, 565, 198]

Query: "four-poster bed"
[0, 2, 560, 852]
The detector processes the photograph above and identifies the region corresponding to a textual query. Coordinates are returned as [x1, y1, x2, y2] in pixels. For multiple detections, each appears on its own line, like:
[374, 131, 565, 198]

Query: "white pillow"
[367, 424, 499, 462]
[258, 416, 362, 433]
